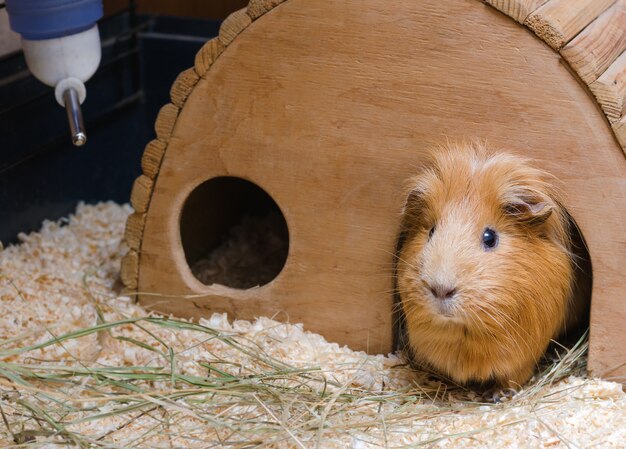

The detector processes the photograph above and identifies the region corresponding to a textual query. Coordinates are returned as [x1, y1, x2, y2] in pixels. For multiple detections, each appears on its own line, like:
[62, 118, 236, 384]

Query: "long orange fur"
[397, 143, 578, 388]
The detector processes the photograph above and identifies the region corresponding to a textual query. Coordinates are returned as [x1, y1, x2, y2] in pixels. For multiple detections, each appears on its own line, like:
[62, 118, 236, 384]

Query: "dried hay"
[0, 202, 623, 448]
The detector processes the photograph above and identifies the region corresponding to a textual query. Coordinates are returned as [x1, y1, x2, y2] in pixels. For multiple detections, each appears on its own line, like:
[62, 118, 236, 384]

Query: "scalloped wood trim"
[484, 0, 549, 23]
[124, 212, 146, 251]
[247, 0, 286, 20]
[141, 139, 168, 180]
[219, 8, 252, 46]
[122, 0, 626, 296]
[525, 0, 615, 50]
[561, 1, 626, 84]
[194, 38, 225, 77]
[614, 115, 626, 147]
[130, 175, 154, 214]
[120, 250, 139, 290]
[590, 50, 626, 122]
[155, 104, 180, 141]
[170, 68, 200, 108]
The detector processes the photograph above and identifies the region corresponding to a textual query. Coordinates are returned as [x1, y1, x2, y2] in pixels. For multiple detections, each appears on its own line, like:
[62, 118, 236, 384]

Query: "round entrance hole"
[180, 177, 289, 289]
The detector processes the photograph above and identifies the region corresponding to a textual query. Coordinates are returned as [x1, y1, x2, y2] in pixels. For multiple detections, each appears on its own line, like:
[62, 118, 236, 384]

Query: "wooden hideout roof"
[121, 0, 626, 384]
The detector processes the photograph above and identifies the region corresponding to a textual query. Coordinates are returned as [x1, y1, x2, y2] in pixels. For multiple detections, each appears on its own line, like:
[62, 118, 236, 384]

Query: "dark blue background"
[0, 10, 220, 244]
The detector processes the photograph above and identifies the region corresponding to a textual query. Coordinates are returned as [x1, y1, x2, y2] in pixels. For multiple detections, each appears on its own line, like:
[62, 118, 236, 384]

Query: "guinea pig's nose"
[428, 283, 457, 300]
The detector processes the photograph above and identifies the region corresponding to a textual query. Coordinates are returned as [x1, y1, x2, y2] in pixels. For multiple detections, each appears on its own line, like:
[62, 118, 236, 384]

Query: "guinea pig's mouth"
[434, 299, 456, 317]
[415, 279, 457, 318]
[431, 299, 464, 323]
[423, 288, 463, 321]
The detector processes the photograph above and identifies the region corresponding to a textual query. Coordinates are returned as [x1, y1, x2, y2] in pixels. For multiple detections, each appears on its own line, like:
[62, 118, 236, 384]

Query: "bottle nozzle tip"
[72, 132, 87, 146]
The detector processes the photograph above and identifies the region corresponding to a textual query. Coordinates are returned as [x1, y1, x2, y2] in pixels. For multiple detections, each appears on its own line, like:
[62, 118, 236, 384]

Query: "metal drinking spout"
[5, 0, 103, 146]
[63, 87, 87, 146]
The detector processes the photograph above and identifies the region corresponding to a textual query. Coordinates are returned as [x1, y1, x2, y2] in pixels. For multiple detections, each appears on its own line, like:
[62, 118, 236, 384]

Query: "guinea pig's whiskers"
[392, 313, 414, 330]
[400, 303, 422, 321]
[464, 308, 490, 335]
[396, 300, 418, 314]
[480, 301, 535, 342]
[393, 253, 421, 273]
[474, 304, 533, 356]
[375, 288, 400, 296]
[378, 247, 400, 257]
[390, 285, 421, 294]
[391, 303, 406, 314]
[461, 307, 481, 328]
[464, 311, 504, 347]
[471, 305, 523, 353]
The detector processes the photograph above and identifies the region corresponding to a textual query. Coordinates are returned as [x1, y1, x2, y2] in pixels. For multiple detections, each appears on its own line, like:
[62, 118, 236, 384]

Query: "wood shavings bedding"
[0, 202, 624, 448]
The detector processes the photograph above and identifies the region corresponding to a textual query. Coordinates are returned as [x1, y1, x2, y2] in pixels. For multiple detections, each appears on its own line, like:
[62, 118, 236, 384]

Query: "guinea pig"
[395, 143, 589, 390]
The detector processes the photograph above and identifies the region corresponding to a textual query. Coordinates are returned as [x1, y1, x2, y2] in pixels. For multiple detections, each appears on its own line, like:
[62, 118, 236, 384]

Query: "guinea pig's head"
[397, 145, 573, 346]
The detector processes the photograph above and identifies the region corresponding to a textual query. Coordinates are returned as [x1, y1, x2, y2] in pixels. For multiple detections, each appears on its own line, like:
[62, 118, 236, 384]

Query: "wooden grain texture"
[247, 0, 286, 20]
[132, 0, 626, 378]
[141, 139, 168, 180]
[614, 115, 626, 147]
[120, 250, 139, 290]
[561, 0, 626, 84]
[170, 68, 200, 108]
[130, 175, 154, 214]
[525, 0, 616, 50]
[194, 38, 225, 77]
[154, 104, 180, 141]
[484, 0, 549, 23]
[124, 212, 146, 251]
[218, 8, 252, 46]
[590, 50, 626, 122]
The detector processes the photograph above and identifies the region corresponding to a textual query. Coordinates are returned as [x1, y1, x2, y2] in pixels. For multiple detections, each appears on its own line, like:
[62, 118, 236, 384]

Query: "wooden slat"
[154, 103, 180, 141]
[170, 68, 200, 108]
[141, 139, 168, 180]
[218, 8, 252, 46]
[613, 115, 626, 148]
[525, 0, 616, 50]
[561, 0, 626, 84]
[247, 0, 286, 20]
[484, 0, 549, 23]
[590, 50, 626, 122]
[120, 250, 139, 290]
[194, 38, 225, 77]
[130, 175, 154, 214]
[124, 213, 146, 251]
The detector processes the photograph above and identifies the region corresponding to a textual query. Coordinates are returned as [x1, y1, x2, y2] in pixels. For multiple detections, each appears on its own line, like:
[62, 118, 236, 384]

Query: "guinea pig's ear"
[504, 190, 554, 226]
[402, 185, 428, 226]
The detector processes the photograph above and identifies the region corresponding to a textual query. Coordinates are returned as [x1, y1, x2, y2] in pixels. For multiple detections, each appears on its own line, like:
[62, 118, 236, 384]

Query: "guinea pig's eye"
[428, 226, 435, 240]
[482, 228, 498, 250]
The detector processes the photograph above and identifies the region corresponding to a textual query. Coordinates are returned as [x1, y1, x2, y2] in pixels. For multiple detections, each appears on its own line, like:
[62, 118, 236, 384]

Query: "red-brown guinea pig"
[396, 143, 589, 389]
